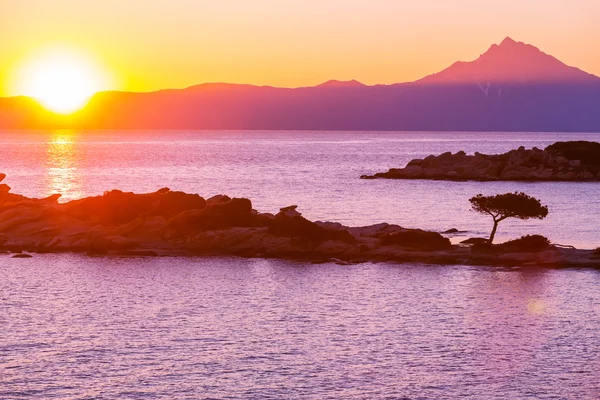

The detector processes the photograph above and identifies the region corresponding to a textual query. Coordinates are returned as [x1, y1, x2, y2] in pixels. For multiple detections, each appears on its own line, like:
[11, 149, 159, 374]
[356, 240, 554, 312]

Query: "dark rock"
[158, 190, 206, 216]
[270, 212, 355, 245]
[166, 197, 254, 234]
[546, 141, 600, 172]
[12, 253, 33, 258]
[279, 205, 302, 217]
[461, 238, 489, 245]
[206, 194, 231, 207]
[118, 250, 159, 257]
[363, 141, 600, 181]
[443, 228, 459, 234]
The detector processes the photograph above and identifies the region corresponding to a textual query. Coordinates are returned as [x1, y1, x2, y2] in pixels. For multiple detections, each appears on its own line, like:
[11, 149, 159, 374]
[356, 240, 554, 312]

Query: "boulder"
[461, 238, 488, 245]
[279, 205, 302, 217]
[206, 194, 231, 207]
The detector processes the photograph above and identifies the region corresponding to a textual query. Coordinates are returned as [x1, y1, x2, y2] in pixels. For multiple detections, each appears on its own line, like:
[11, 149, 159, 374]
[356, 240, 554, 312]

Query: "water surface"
[1, 255, 599, 399]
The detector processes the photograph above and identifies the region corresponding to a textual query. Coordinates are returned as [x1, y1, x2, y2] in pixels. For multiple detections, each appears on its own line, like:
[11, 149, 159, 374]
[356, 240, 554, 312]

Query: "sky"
[1, 0, 599, 96]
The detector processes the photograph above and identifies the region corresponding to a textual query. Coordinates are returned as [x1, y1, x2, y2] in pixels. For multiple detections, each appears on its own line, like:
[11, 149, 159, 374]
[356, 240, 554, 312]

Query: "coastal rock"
[12, 253, 33, 258]
[206, 194, 231, 207]
[279, 205, 302, 218]
[361, 141, 600, 181]
[461, 238, 489, 245]
[0, 174, 598, 268]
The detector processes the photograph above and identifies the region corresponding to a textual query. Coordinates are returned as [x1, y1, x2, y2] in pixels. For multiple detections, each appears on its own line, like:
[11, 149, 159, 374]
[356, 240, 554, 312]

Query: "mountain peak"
[499, 36, 517, 46]
[317, 79, 365, 88]
[418, 38, 598, 84]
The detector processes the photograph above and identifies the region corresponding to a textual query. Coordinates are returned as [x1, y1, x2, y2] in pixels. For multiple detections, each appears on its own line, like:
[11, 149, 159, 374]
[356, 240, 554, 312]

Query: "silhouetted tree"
[469, 192, 549, 243]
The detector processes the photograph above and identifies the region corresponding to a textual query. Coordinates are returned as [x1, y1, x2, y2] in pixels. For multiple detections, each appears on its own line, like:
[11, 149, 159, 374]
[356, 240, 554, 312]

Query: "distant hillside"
[2, 37, 600, 132]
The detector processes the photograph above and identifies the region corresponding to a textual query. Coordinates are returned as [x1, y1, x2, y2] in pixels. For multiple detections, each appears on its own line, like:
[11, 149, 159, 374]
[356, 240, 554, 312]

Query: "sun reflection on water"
[45, 131, 84, 201]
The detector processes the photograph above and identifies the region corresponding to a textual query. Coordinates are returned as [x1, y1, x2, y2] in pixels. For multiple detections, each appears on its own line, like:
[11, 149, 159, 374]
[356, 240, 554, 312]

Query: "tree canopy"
[469, 192, 548, 243]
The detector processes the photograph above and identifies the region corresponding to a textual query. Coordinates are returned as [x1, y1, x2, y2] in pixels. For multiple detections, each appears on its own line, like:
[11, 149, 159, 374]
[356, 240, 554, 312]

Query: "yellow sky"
[1, 0, 598, 96]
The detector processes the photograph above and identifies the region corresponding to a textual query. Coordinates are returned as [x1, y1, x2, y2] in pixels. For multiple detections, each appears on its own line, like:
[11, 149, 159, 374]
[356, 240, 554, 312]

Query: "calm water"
[2, 131, 600, 399]
[1, 130, 600, 248]
[1, 255, 600, 399]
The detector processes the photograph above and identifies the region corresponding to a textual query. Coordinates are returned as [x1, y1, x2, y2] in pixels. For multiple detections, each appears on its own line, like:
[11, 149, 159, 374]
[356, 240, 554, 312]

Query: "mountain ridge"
[2, 37, 600, 132]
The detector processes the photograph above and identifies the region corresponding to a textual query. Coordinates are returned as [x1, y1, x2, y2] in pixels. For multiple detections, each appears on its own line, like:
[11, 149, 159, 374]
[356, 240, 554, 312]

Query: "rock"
[0, 173, 5, 183]
[158, 191, 206, 215]
[348, 223, 391, 238]
[402, 166, 423, 177]
[279, 205, 302, 217]
[443, 228, 459, 234]
[105, 235, 139, 250]
[363, 141, 600, 181]
[0, 184, 11, 194]
[327, 258, 351, 265]
[40, 194, 62, 203]
[206, 194, 231, 206]
[577, 171, 595, 180]
[0, 173, 597, 268]
[118, 250, 159, 257]
[12, 253, 33, 258]
[110, 218, 144, 236]
[314, 241, 354, 256]
[461, 238, 488, 245]
[407, 159, 423, 166]
[535, 250, 566, 265]
[555, 156, 568, 165]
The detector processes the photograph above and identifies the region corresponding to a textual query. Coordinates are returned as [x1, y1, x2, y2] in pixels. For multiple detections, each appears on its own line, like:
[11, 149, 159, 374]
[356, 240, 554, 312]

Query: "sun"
[15, 47, 112, 114]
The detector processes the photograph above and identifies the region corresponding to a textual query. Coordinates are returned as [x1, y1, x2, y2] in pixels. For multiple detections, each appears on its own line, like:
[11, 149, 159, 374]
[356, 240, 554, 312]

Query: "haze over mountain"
[2, 38, 600, 132]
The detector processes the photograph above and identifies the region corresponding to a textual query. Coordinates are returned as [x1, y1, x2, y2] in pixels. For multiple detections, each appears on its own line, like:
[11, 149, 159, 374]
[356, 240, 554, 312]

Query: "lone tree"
[469, 192, 548, 243]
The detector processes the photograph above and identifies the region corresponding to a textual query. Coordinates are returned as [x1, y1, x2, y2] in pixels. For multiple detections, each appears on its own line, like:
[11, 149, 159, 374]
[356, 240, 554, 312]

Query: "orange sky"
[1, 0, 598, 96]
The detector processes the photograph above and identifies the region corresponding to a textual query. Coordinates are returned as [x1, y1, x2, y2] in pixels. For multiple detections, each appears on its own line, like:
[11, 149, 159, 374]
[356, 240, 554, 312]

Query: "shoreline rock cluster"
[1, 173, 598, 268]
[361, 141, 600, 181]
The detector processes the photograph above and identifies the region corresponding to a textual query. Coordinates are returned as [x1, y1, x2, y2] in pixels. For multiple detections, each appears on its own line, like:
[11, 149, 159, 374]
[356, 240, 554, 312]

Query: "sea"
[1, 130, 600, 399]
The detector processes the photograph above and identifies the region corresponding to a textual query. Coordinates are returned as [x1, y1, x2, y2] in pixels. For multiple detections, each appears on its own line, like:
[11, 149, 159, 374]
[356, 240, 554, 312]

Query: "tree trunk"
[489, 220, 499, 243]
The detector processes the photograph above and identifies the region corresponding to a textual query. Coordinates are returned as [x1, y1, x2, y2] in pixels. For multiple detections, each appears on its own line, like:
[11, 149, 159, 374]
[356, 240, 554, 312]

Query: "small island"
[1, 173, 598, 268]
[361, 141, 600, 181]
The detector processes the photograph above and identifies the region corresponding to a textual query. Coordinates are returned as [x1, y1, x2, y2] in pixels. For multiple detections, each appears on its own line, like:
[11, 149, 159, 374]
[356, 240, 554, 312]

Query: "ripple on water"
[1, 254, 600, 399]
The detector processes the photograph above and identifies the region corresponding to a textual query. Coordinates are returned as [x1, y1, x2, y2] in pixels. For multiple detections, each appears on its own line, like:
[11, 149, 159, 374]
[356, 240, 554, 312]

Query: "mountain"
[419, 37, 598, 84]
[2, 37, 600, 131]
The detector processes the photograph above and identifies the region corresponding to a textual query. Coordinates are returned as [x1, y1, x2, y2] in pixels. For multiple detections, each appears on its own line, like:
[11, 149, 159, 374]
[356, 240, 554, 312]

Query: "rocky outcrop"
[0, 174, 598, 268]
[361, 141, 600, 181]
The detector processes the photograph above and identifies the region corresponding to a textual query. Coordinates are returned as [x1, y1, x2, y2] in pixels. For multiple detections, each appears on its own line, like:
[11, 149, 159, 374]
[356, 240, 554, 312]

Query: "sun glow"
[14, 47, 112, 114]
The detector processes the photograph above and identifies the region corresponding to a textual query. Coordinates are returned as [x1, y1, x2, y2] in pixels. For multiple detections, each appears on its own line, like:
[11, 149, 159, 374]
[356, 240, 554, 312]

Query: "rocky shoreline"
[361, 141, 600, 181]
[1, 173, 598, 268]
